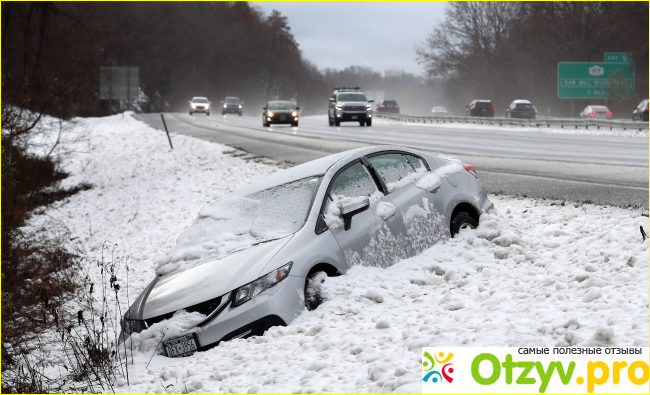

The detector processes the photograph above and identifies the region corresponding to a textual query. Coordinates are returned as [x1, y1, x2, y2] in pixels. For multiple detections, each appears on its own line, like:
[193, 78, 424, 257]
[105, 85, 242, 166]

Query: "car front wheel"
[305, 271, 327, 311]
[450, 212, 478, 237]
[366, 119, 372, 127]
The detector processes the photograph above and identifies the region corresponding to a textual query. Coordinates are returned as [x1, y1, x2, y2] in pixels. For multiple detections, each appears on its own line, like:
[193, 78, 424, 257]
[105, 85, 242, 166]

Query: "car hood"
[134, 235, 293, 320]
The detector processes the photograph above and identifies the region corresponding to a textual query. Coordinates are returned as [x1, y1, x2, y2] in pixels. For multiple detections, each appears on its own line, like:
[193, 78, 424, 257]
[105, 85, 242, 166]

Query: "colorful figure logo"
[422, 351, 454, 383]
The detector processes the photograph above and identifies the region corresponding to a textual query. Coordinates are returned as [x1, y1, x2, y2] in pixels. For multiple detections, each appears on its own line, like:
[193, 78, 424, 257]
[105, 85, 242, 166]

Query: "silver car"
[121, 146, 493, 357]
[579, 105, 612, 119]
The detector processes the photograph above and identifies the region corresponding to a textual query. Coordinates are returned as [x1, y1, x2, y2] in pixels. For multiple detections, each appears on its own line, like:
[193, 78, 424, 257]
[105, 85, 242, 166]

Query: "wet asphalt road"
[134, 113, 648, 209]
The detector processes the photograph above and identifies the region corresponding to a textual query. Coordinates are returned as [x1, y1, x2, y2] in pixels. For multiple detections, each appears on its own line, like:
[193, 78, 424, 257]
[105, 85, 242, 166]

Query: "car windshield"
[225, 97, 240, 104]
[338, 93, 367, 102]
[475, 101, 492, 108]
[268, 102, 294, 110]
[156, 177, 321, 275]
[192, 98, 208, 103]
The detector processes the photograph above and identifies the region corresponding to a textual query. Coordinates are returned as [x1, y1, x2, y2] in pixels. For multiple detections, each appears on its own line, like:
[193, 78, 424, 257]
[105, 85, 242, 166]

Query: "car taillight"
[606, 111, 612, 116]
[645, 107, 648, 111]
[490, 107, 495, 112]
[464, 164, 478, 179]
[395, 105, 399, 108]
[473, 106, 480, 111]
[590, 111, 597, 115]
[380, 105, 385, 108]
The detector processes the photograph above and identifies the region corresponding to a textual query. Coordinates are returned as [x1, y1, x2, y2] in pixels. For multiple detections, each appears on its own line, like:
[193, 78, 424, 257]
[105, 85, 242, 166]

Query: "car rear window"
[384, 101, 397, 106]
[515, 103, 532, 109]
[475, 101, 493, 108]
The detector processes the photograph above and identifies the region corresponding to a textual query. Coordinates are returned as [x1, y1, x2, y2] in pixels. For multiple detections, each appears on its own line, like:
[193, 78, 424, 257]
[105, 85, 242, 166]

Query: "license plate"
[163, 333, 200, 358]
[351, 115, 358, 119]
[280, 116, 286, 121]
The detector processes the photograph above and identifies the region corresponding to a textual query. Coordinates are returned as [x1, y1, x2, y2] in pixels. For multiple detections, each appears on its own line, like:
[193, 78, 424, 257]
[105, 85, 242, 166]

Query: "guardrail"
[374, 113, 649, 131]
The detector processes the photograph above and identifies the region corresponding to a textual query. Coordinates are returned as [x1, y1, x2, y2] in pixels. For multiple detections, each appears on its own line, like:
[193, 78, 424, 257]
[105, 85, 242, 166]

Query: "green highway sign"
[557, 62, 634, 99]
[604, 52, 632, 63]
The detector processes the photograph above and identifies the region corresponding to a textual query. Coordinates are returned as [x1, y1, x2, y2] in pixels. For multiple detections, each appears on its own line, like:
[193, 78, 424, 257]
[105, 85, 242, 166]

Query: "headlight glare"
[267, 111, 274, 117]
[232, 262, 292, 307]
[291, 111, 298, 117]
[223, 104, 227, 108]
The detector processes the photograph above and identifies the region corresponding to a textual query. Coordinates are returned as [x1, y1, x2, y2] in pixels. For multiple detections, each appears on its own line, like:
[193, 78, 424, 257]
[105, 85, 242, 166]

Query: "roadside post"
[160, 114, 174, 150]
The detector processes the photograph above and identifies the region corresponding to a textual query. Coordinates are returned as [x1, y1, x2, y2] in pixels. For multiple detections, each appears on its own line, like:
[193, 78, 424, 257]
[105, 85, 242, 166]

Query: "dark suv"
[466, 100, 495, 118]
[328, 87, 374, 127]
[377, 99, 399, 114]
[505, 100, 537, 119]
[221, 97, 243, 116]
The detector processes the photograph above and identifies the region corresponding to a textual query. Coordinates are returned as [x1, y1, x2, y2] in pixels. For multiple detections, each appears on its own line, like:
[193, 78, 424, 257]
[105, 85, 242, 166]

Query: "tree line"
[416, 1, 648, 117]
[1, 1, 331, 117]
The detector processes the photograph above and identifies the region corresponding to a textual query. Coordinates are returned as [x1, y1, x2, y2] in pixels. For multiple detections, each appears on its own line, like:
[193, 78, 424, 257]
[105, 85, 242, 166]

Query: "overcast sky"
[251, 1, 448, 75]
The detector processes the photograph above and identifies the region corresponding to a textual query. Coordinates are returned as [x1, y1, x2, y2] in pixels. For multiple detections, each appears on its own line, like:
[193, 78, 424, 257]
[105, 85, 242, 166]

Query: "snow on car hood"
[156, 176, 321, 276]
[142, 235, 293, 319]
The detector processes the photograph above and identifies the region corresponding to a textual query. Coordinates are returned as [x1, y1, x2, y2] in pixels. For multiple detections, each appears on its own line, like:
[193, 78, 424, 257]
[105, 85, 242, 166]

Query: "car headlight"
[335, 105, 342, 110]
[205, 105, 210, 109]
[223, 104, 227, 108]
[232, 262, 292, 307]
[267, 111, 274, 117]
[291, 111, 298, 117]
[191, 104, 196, 109]
[239, 105, 242, 109]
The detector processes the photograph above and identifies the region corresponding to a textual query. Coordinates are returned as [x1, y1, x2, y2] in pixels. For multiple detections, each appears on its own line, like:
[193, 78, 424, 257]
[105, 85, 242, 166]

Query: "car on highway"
[376, 99, 400, 114]
[466, 100, 495, 117]
[189, 97, 211, 116]
[120, 145, 493, 356]
[632, 99, 649, 122]
[328, 87, 374, 127]
[579, 105, 612, 119]
[430, 106, 449, 116]
[504, 100, 537, 119]
[222, 97, 243, 116]
[262, 101, 299, 127]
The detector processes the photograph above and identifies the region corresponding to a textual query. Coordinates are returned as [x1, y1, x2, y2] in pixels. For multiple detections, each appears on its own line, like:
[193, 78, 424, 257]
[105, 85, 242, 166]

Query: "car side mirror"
[263, 107, 267, 110]
[340, 196, 370, 231]
[329, 98, 335, 103]
[368, 99, 374, 103]
[188, 101, 192, 104]
[241, 102, 244, 104]
[209, 101, 212, 104]
[296, 106, 300, 110]
[221, 101, 224, 103]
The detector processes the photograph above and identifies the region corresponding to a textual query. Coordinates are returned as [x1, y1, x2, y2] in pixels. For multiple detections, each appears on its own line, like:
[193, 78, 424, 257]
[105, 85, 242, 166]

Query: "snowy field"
[22, 113, 649, 393]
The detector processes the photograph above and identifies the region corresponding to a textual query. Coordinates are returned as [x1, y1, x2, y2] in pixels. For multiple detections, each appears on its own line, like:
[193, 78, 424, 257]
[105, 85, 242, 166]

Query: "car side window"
[328, 162, 378, 199]
[367, 153, 416, 192]
[403, 154, 427, 173]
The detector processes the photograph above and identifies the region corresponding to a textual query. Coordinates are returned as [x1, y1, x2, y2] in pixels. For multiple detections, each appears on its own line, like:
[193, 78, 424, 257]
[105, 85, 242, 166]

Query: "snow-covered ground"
[22, 113, 649, 393]
[372, 115, 649, 138]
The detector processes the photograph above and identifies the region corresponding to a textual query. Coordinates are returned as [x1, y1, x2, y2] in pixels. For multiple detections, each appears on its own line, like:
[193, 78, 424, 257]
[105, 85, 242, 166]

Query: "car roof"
[229, 145, 431, 198]
[191, 97, 208, 100]
[268, 100, 293, 104]
[513, 100, 531, 104]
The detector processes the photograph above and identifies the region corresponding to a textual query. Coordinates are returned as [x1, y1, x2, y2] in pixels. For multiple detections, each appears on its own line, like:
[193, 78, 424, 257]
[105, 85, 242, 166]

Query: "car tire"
[207, 112, 210, 116]
[334, 119, 340, 127]
[222, 111, 225, 116]
[328, 116, 334, 126]
[450, 212, 478, 237]
[366, 119, 372, 127]
[359, 121, 364, 126]
[189, 111, 193, 115]
[239, 112, 242, 117]
[305, 271, 327, 311]
[291, 121, 298, 127]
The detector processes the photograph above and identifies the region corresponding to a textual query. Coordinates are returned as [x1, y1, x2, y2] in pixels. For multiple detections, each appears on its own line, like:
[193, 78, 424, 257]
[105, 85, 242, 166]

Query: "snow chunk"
[582, 288, 602, 303]
[364, 288, 384, 303]
[375, 320, 391, 329]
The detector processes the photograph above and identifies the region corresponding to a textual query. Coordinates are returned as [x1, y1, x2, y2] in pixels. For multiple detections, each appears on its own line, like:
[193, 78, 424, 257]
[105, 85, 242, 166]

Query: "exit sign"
[557, 62, 634, 99]
[604, 52, 632, 63]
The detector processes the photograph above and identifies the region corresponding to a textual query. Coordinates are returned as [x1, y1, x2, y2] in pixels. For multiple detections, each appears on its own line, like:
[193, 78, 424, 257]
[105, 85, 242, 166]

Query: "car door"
[365, 152, 451, 258]
[321, 159, 408, 268]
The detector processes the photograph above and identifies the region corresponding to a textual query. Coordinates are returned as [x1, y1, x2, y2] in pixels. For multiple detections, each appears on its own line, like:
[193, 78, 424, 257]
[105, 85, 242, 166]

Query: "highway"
[135, 113, 649, 208]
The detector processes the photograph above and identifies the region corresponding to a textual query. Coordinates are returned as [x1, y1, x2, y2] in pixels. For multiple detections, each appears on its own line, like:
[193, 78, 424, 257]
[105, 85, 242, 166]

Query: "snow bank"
[20, 113, 649, 394]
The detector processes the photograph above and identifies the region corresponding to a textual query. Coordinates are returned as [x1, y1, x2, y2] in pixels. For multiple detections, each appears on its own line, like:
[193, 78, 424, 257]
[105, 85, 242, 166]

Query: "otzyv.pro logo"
[422, 347, 649, 394]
